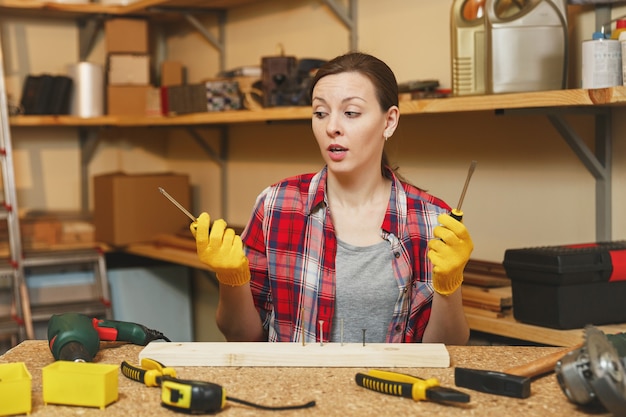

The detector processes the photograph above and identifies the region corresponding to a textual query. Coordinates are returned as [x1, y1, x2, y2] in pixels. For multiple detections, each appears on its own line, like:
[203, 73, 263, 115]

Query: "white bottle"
[581, 32, 622, 89]
[485, 0, 568, 93]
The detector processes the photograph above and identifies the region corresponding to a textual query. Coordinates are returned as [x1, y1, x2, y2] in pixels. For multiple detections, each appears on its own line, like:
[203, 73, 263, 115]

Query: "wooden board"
[462, 284, 512, 312]
[463, 259, 511, 287]
[139, 342, 450, 368]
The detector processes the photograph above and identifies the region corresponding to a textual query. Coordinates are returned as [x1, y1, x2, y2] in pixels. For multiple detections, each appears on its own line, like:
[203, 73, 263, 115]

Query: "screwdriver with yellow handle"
[355, 369, 470, 404]
[450, 160, 477, 222]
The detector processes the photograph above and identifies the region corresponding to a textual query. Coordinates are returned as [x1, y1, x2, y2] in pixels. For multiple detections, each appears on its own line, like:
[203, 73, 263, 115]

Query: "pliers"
[121, 357, 177, 387]
[355, 369, 470, 404]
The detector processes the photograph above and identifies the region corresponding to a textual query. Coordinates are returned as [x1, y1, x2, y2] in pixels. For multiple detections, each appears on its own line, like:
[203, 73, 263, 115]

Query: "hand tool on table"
[122, 358, 316, 413]
[555, 326, 626, 417]
[355, 369, 470, 404]
[159, 186, 196, 222]
[450, 160, 477, 222]
[455, 329, 626, 399]
[47, 312, 170, 362]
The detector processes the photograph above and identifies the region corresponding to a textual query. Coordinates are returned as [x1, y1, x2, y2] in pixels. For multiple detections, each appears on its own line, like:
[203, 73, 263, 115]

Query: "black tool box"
[503, 241, 626, 330]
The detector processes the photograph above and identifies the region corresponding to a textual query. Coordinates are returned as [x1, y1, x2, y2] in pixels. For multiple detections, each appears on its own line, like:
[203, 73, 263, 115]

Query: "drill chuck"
[56, 341, 92, 362]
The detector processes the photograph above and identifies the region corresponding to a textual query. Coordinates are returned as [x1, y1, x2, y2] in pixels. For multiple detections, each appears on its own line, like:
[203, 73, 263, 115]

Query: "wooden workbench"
[0, 340, 612, 416]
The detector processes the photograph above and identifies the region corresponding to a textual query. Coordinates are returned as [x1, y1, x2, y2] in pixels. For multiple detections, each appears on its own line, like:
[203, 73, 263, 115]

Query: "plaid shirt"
[241, 166, 450, 343]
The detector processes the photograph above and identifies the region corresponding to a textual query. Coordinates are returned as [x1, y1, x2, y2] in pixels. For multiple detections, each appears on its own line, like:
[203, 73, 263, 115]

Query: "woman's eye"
[313, 111, 326, 118]
[345, 111, 360, 117]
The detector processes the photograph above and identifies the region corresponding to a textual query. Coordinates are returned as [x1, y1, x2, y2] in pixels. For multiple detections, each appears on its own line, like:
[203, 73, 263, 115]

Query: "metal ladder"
[23, 248, 112, 322]
[0, 29, 34, 341]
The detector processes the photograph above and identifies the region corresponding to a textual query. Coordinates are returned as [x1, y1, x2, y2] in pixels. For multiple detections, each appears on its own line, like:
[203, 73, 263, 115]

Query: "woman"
[192, 52, 473, 345]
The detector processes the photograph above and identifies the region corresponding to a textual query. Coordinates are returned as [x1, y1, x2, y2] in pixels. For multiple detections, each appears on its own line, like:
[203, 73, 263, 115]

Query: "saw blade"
[585, 326, 626, 417]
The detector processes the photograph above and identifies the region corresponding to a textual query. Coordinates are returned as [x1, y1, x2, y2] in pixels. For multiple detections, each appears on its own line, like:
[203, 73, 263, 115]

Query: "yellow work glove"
[427, 213, 474, 296]
[190, 212, 250, 287]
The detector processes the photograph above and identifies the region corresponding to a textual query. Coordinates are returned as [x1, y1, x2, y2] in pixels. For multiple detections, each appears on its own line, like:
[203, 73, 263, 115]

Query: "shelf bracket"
[321, 0, 358, 51]
[77, 16, 104, 61]
[182, 11, 226, 72]
[150, 7, 227, 73]
[547, 110, 612, 241]
[503, 107, 612, 241]
[185, 126, 229, 218]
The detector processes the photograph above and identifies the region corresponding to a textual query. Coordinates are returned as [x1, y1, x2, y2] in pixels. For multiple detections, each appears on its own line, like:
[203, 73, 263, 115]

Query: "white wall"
[2, 1, 626, 264]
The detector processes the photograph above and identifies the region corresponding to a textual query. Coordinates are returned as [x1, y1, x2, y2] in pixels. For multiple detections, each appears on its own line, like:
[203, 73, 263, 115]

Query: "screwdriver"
[158, 187, 197, 222]
[450, 160, 477, 222]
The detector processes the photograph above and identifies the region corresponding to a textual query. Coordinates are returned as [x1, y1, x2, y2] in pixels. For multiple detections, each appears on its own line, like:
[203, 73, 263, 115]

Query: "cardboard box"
[503, 241, 626, 329]
[93, 172, 190, 246]
[161, 60, 184, 87]
[105, 18, 148, 54]
[107, 85, 152, 115]
[108, 54, 151, 85]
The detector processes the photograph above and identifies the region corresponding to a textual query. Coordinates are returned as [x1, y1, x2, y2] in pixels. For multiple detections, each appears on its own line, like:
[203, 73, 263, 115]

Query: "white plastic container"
[451, 0, 486, 96]
[582, 32, 622, 89]
[67, 62, 104, 118]
[485, 0, 568, 93]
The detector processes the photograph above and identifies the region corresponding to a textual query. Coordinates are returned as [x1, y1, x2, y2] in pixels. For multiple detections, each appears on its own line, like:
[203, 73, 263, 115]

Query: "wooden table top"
[0, 340, 613, 417]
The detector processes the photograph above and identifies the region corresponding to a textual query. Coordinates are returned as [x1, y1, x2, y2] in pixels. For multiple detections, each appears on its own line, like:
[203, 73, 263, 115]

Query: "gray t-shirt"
[330, 238, 398, 343]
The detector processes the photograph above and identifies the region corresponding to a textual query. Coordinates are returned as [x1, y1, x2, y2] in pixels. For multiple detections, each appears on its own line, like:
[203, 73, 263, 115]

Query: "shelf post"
[79, 128, 100, 214]
[185, 126, 229, 218]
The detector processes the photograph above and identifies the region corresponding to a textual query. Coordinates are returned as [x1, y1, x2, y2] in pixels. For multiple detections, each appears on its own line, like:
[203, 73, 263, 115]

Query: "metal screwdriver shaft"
[451, 160, 477, 221]
[158, 187, 197, 222]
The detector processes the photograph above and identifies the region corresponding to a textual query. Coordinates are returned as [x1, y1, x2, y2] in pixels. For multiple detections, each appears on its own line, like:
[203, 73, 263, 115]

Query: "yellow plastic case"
[0, 362, 32, 416]
[42, 361, 119, 409]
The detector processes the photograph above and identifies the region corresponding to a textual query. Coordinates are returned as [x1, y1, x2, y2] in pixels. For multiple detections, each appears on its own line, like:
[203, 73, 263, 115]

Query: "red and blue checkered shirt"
[241, 166, 451, 343]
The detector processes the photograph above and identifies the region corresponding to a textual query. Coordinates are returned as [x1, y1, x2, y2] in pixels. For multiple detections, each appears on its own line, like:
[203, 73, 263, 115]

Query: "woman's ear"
[384, 105, 400, 138]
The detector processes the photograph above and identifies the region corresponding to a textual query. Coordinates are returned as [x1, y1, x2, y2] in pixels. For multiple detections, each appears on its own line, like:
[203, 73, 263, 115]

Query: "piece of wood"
[462, 285, 512, 311]
[463, 306, 506, 319]
[139, 342, 450, 368]
[464, 259, 511, 287]
[504, 345, 580, 378]
[463, 271, 511, 288]
[125, 242, 212, 272]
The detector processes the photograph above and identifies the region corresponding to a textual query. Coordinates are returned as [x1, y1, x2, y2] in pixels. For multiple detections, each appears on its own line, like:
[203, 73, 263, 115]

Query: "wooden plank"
[464, 259, 511, 287]
[464, 271, 511, 288]
[9, 87, 626, 128]
[125, 242, 212, 272]
[462, 285, 512, 311]
[463, 306, 505, 319]
[139, 342, 450, 368]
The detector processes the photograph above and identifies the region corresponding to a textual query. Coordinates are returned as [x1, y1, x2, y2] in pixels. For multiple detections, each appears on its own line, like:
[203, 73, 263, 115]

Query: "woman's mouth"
[327, 145, 347, 161]
[328, 145, 347, 153]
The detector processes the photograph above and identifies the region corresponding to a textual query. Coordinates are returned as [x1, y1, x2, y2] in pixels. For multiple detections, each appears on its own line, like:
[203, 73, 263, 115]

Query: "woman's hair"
[310, 52, 400, 180]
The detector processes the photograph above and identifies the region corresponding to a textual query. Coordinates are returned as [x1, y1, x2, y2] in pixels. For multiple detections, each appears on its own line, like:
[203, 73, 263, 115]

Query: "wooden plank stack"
[462, 260, 512, 318]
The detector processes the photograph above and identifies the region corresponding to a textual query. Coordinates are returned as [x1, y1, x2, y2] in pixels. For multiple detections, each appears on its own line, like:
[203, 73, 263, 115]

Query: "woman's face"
[311, 71, 395, 177]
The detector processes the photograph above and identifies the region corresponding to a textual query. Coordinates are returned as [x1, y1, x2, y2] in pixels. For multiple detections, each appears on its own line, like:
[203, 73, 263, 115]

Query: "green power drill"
[48, 312, 171, 362]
